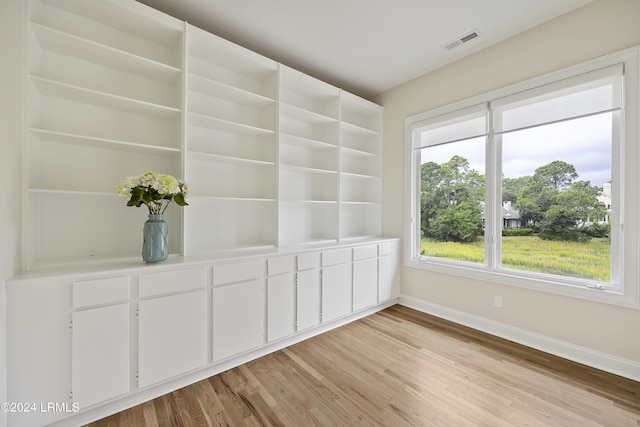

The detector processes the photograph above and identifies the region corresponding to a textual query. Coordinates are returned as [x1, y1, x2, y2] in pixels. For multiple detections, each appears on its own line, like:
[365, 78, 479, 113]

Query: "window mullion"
[485, 109, 500, 271]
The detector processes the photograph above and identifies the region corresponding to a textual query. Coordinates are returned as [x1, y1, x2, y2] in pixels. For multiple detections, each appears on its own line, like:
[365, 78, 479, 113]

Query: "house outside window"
[406, 50, 639, 307]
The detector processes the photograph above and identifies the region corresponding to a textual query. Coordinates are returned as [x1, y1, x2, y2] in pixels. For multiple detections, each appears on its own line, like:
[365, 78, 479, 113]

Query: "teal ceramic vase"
[142, 214, 168, 263]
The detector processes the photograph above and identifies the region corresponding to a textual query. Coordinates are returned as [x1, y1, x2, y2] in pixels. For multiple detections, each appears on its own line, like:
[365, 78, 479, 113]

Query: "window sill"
[406, 257, 638, 309]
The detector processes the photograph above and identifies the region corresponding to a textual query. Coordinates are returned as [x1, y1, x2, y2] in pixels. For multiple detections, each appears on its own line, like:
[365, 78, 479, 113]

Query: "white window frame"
[405, 48, 639, 308]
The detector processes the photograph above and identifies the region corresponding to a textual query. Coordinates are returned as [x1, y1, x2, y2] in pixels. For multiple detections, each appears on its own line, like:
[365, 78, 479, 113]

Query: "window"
[406, 51, 639, 307]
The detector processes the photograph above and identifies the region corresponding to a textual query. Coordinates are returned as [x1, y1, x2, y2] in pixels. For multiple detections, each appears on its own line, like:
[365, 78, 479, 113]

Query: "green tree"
[515, 160, 578, 227]
[555, 181, 606, 227]
[533, 160, 578, 191]
[502, 175, 531, 205]
[539, 205, 591, 242]
[420, 155, 484, 242]
[429, 200, 483, 243]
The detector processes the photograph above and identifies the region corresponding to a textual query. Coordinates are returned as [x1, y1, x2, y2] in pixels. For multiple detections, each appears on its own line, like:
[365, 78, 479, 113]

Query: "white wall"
[0, 0, 24, 425]
[376, 0, 640, 375]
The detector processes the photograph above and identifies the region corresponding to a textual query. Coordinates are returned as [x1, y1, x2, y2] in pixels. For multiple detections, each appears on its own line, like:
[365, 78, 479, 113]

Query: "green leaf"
[174, 193, 188, 207]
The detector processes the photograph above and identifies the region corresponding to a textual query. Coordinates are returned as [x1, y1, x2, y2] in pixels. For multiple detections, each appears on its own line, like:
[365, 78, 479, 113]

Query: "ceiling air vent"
[443, 29, 481, 51]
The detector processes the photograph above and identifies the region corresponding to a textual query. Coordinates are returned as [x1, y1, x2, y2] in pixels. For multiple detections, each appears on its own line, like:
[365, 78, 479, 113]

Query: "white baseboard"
[398, 295, 640, 382]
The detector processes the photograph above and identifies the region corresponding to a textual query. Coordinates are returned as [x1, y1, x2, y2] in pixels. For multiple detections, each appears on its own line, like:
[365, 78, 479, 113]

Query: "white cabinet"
[72, 305, 129, 407]
[378, 241, 401, 302]
[137, 268, 206, 388]
[213, 260, 265, 361]
[267, 256, 295, 341]
[267, 274, 295, 341]
[352, 245, 379, 312]
[6, 238, 398, 426]
[321, 248, 353, 323]
[296, 252, 321, 331]
[71, 276, 130, 408]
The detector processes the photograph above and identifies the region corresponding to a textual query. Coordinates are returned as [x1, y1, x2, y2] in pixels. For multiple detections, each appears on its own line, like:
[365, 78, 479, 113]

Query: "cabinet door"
[213, 279, 264, 361]
[138, 290, 206, 388]
[72, 303, 129, 408]
[353, 258, 378, 311]
[267, 273, 295, 342]
[378, 244, 400, 302]
[321, 263, 352, 323]
[296, 268, 321, 331]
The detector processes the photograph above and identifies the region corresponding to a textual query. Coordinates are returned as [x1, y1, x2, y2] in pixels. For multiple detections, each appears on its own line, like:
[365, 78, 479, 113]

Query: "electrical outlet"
[493, 295, 503, 308]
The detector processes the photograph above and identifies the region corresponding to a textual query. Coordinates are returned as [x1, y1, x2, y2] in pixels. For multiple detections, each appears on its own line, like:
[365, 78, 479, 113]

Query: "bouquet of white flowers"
[117, 171, 189, 215]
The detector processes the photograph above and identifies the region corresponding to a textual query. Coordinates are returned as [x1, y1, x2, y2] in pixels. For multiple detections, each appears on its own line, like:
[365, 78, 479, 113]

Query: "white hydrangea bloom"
[179, 180, 189, 198]
[117, 171, 189, 214]
[155, 174, 180, 195]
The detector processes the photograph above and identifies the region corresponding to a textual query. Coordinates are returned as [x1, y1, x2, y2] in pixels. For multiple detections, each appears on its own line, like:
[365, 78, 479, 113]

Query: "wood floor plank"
[86, 305, 640, 426]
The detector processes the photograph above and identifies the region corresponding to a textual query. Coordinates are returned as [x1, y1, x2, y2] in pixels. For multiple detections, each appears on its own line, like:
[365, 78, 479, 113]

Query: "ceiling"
[137, 0, 593, 100]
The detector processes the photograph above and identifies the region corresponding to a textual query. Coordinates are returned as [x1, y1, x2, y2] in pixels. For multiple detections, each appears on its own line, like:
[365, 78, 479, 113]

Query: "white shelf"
[187, 24, 277, 99]
[30, 23, 181, 82]
[30, 128, 181, 155]
[24, 191, 182, 269]
[185, 197, 277, 252]
[188, 74, 276, 106]
[188, 112, 275, 137]
[341, 145, 379, 158]
[190, 195, 276, 203]
[280, 132, 338, 150]
[27, 188, 115, 197]
[279, 164, 338, 176]
[187, 158, 276, 200]
[187, 151, 275, 167]
[278, 202, 338, 247]
[279, 65, 340, 119]
[280, 102, 338, 124]
[340, 171, 381, 179]
[279, 116, 338, 146]
[340, 91, 383, 133]
[340, 203, 382, 239]
[33, 0, 183, 68]
[341, 120, 380, 137]
[30, 76, 181, 118]
[188, 91, 276, 133]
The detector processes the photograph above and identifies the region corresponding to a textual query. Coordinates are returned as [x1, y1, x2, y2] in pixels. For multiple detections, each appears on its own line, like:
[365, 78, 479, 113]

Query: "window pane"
[501, 113, 612, 282]
[419, 137, 486, 264]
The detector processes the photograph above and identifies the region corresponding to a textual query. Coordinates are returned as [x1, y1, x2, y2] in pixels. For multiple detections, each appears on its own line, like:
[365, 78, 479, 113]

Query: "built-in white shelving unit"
[278, 65, 341, 246]
[25, 0, 184, 269]
[23, 0, 382, 270]
[184, 24, 279, 254]
[12, 1, 393, 425]
[339, 91, 383, 240]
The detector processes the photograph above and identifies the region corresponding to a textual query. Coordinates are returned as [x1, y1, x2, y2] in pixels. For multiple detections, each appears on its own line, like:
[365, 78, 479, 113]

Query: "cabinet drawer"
[267, 256, 294, 276]
[353, 244, 378, 261]
[322, 248, 352, 266]
[297, 252, 320, 270]
[378, 242, 392, 256]
[73, 276, 129, 309]
[214, 260, 263, 285]
[139, 267, 206, 298]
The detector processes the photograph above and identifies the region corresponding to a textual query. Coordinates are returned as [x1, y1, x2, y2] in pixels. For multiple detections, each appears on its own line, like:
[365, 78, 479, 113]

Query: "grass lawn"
[421, 235, 611, 282]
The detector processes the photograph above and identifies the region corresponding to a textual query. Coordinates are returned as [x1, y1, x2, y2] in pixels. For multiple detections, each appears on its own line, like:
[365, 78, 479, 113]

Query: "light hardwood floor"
[87, 305, 640, 426]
